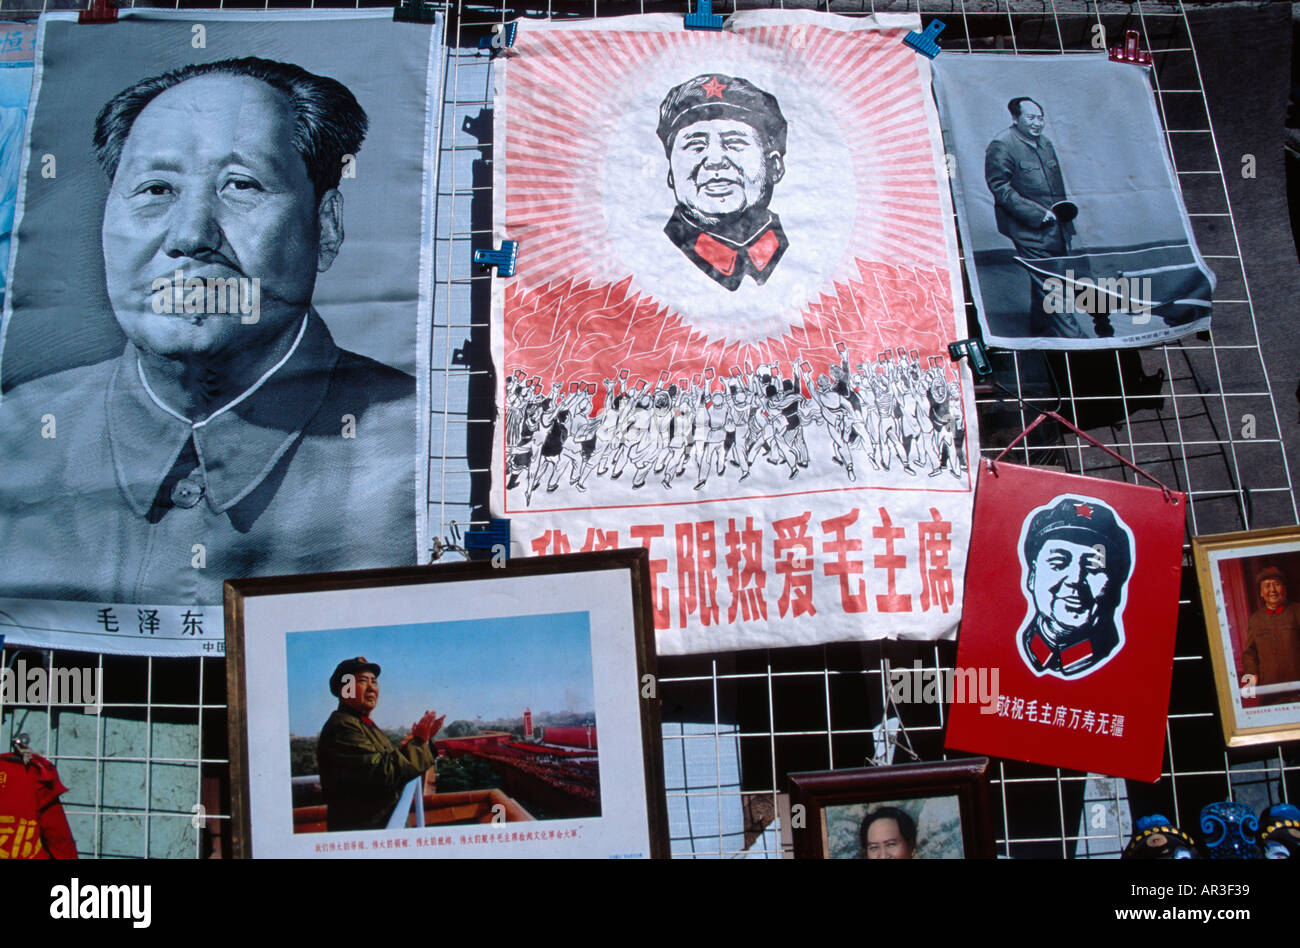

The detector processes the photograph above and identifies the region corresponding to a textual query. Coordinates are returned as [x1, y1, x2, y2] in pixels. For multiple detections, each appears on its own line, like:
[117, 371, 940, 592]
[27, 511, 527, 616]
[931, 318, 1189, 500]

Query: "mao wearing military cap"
[316, 656, 445, 832]
[656, 74, 789, 291]
[328, 656, 381, 698]
[1017, 496, 1135, 678]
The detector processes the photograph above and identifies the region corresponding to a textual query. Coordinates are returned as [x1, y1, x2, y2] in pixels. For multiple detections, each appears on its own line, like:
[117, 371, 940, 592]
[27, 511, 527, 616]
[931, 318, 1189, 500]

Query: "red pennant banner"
[945, 460, 1187, 782]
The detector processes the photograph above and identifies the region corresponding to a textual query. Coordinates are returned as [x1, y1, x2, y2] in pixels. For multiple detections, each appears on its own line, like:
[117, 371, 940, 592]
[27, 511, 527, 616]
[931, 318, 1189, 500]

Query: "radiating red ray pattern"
[502, 21, 950, 341]
[505, 259, 955, 404]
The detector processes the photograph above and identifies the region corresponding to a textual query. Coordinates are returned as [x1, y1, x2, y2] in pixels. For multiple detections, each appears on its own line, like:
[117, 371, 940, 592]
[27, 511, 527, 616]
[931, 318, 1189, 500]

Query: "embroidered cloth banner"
[491, 12, 977, 654]
[0, 10, 440, 655]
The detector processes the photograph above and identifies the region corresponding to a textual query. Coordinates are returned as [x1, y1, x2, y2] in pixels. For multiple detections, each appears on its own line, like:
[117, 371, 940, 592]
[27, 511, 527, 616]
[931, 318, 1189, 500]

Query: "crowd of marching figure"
[505, 347, 969, 503]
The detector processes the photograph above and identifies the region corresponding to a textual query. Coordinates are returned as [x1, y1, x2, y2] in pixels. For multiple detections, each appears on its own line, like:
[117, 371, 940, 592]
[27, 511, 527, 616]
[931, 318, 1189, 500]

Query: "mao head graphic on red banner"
[1018, 495, 1135, 679]
[658, 74, 789, 291]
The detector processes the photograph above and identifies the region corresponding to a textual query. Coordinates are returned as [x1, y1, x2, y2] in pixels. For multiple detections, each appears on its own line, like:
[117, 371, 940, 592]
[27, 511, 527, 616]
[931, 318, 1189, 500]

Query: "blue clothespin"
[393, 0, 440, 24]
[478, 22, 517, 52]
[475, 241, 518, 278]
[465, 519, 511, 561]
[948, 338, 991, 381]
[685, 0, 724, 32]
[903, 19, 945, 59]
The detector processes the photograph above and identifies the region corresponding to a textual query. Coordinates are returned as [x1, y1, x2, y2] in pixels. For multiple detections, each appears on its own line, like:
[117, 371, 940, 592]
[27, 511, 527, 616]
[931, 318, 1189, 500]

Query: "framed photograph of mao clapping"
[1193, 526, 1300, 747]
[787, 757, 995, 859]
[225, 549, 669, 858]
[931, 53, 1215, 350]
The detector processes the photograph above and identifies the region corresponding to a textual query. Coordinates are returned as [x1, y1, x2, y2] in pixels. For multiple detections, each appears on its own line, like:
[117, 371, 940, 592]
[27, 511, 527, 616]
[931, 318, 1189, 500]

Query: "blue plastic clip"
[393, 0, 440, 24]
[474, 241, 518, 278]
[903, 19, 945, 59]
[464, 519, 511, 560]
[948, 338, 992, 381]
[685, 0, 724, 32]
[478, 22, 517, 52]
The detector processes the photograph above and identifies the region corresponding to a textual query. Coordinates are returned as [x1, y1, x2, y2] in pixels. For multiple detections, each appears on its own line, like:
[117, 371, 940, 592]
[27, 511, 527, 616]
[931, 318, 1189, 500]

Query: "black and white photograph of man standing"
[985, 96, 1084, 339]
[932, 54, 1215, 350]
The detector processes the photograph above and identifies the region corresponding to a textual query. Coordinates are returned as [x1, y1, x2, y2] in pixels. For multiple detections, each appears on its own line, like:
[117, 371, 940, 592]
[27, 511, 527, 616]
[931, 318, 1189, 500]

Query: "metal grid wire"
[0, 648, 228, 857]
[0, 0, 1294, 859]
[444, 0, 1296, 859]
[639, 0, 1298, 858]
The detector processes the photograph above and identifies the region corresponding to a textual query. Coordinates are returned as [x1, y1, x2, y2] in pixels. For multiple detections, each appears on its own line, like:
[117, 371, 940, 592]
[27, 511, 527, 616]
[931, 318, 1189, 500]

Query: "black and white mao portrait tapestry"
[932, 54, 1215, 350]
[0, 10, 441, 655]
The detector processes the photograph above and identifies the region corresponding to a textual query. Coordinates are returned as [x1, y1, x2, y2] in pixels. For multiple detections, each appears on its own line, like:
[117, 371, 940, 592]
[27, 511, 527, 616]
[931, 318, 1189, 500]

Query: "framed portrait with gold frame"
[1192, 525, 1300, 747]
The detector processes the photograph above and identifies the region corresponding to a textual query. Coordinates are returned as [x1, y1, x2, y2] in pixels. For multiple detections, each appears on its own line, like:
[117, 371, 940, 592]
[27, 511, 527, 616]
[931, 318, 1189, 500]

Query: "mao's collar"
[1024, 619, 1097, 676]
[676, 204, 776, 247]
[106, 310, 340, 516]
[337, 704, 378, 729]
[665, 206, 788, 290]
[1011, 126, 1044, 148]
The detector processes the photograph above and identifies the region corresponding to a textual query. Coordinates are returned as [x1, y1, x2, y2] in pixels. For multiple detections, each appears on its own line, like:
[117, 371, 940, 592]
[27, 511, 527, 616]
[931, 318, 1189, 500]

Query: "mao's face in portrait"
[1261, 578, 1287, 610]
[342, 672, 379, 715]
[1014, 101, 1045, 139]
[668, 118, 783, 220]
[101, 75, 340, 363]
[864, 818, 914, 859]
[1028, 539, 1110, 632]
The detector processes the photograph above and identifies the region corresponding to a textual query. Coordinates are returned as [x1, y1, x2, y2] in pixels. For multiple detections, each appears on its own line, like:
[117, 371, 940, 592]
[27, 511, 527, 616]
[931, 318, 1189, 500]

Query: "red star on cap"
[701, 77, 728, 99]
[1073, 503, 1094, 519]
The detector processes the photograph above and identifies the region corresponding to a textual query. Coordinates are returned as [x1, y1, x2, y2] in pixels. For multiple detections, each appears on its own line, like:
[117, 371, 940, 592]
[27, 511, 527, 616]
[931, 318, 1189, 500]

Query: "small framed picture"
[787, 758, 995, 859]
[225, 549, 668, 858]
[1192, 526, 1300, 747]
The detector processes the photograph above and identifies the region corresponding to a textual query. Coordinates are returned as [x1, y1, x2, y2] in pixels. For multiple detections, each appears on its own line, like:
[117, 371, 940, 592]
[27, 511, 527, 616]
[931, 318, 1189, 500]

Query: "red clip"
[79, 0, 118, 24]
[1108, 29, 1152, 66]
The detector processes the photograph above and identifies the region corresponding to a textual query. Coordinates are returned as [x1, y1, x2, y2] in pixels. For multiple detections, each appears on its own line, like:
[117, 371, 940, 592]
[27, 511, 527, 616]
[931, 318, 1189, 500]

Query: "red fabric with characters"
[0, 751, 78, 858]
[945, 461, 1186, 782]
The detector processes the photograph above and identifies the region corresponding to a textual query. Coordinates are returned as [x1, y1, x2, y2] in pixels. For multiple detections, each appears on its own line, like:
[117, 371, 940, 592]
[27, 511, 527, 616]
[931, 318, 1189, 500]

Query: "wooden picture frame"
[1192, 526, 1300, 747]
[788, 757, 995, 859]
[226, 549, 668, 858]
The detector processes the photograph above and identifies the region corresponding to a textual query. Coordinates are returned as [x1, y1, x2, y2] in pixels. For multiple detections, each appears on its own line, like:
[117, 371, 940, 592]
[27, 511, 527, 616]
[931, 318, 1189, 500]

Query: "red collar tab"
[694, 232, 738, 275]
[748, 229, 780, 271]
[1060, 639, 1094, 670]
[1028, 628, 1094, 672]
[1029, 632, 1053, 666]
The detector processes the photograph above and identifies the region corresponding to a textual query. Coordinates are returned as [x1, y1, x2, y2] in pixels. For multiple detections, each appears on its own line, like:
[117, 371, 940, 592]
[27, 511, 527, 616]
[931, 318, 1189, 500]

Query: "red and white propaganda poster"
[945, 445, 1187, 782]
[491, 12, 977, 654]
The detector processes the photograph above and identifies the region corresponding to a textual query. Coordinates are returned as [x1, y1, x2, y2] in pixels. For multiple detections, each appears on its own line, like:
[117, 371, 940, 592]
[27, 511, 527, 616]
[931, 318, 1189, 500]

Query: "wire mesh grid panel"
[0, 0, 1293, 859]
[437, 0, 1296, 859]
[0, 648, 228, 857]
[0, 1, 460, 859]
